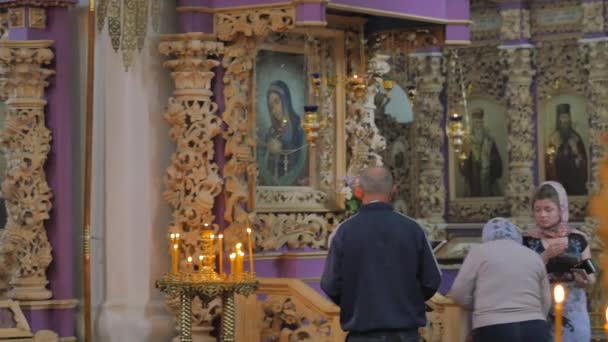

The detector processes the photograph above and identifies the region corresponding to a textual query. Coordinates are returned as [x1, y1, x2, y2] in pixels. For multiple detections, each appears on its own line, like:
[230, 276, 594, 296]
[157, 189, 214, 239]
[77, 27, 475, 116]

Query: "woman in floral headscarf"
[524, 181, 596, 341]
[451, 218, 551, 342]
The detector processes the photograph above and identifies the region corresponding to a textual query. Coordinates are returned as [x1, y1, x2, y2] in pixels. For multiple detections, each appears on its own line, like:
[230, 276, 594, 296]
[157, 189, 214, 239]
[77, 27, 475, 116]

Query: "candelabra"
[157, 227, 258, 342]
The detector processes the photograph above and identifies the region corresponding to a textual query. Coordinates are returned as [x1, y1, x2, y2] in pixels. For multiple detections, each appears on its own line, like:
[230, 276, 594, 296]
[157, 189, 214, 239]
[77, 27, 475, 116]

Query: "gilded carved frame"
[253, 29, 346, 213]
[536, 39, 588, 219]
[446, 46, 509, 222]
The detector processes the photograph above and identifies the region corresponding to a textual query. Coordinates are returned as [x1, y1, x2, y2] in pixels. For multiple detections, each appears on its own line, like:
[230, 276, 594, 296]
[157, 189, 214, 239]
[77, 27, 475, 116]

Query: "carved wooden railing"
[423, 293, 470, 342]
[234, 278, 470, 342]
[235, 278, 345, 342]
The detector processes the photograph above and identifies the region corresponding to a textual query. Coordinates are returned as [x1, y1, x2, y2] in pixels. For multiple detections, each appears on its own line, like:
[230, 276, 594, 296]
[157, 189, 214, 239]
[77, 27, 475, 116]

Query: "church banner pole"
[83, 0, 96, 341]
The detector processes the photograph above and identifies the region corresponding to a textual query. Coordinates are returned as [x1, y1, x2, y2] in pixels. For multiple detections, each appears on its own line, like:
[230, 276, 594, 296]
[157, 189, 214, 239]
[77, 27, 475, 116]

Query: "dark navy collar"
[360, 201, 393, 211]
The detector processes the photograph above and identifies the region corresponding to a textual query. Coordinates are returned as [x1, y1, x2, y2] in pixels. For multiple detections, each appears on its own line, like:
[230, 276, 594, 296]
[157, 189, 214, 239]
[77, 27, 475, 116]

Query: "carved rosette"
[215, 8, 295, 250]
[0, 40, 54, 300]
[501, 47, 536, 223]
[579, 40, 608, 249]
[411, 54, 446, 230]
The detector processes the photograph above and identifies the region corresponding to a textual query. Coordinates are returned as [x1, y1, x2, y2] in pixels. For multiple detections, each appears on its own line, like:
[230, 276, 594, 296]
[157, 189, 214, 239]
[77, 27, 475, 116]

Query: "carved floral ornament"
[0, 41, 55, 300]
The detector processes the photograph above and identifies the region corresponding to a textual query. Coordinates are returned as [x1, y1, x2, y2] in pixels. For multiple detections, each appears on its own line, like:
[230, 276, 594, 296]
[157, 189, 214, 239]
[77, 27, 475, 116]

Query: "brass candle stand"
[156, 272, 258, 342]
[157, 228, 259, 342]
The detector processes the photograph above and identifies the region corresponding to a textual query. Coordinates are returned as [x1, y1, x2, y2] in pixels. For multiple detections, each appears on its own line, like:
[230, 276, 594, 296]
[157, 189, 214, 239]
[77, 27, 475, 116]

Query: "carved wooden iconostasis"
[436, 0, 608, 338]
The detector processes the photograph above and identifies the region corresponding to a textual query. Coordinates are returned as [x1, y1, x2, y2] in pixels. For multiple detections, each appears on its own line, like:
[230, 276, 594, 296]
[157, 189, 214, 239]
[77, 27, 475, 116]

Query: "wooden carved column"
[412, 53, 446, 239]
[579, 33, 608, 247]
[502, 47, 536, 223]
[159, 33, 224, 339]
[0, 40, 54, 300]
[580, 40, 608, 335]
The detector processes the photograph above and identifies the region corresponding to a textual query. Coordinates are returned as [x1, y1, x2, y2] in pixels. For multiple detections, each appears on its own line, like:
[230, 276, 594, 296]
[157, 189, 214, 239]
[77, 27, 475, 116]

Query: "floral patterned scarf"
[525, 181, 572, 239]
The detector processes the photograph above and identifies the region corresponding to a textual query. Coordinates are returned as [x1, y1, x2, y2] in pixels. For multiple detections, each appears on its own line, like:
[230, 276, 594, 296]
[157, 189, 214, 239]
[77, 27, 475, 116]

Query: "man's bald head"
[359, 167, 394, 198]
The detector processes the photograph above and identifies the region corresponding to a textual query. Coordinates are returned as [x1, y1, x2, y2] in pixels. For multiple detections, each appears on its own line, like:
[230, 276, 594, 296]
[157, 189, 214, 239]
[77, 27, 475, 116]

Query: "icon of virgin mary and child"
[257, 80, 309, 186]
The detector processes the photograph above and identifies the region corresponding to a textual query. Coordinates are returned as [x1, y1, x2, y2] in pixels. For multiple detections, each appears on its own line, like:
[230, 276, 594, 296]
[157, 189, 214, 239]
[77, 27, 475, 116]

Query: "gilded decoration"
[0, 40, 54, 300]
[445, 46, 510, 222]
[499, 9, 522, 41]
[536, 39, 587, 221]
[530, 1, 582, 37]
[7, 7, 24, 28]
[581, 0, 604, 34]
[580, 40, 608, 249]
[261, 296, 333, 341]
[28, 7, 45, 29]
[159, 33, 224, 254]
[344, 36, 386, 177]
[216, 7, 295, 250]
[159, 33, 224, 339]
[469, 6, 501, 43]
[501, 47, 536, 224]
[254, 212, 344, 251]
[254, 34, 345, 213]
[97, 0, 163, 69]
[411, 53, 446, 231]
[215, 7, 296, 42]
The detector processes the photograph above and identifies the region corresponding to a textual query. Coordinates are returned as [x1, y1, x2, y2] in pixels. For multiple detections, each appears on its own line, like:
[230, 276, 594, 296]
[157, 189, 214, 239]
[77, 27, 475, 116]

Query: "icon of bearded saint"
[546, 103, 588, 195]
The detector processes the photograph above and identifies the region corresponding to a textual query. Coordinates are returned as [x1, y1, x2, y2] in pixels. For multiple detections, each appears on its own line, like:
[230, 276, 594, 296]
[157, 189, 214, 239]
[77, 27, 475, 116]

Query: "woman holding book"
[524, 181, 596, 341]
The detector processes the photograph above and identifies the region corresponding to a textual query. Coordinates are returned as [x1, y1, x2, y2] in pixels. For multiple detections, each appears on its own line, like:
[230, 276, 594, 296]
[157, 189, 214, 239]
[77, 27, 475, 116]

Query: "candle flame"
[204, 223, 209, 227]
[554, 284, 565, 303]
[230, 253, 236, 260]
[238, 250, 245, 256]
[175, 233, 180, 238]
[170, 233, 175, 239]
[219, 234, 223, 239]
[173, 244, 178, 250]
[187, 256, 193, 263]
[236, 242, 242, 249]
[247, 228, 252, 234]
[199, 255, 203, 261]
[210, 234, 215, 239]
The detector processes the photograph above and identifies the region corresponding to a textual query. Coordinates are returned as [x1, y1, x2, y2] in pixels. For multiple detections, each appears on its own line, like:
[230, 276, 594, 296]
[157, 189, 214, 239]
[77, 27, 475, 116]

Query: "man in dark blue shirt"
[321, 167, 441, 342]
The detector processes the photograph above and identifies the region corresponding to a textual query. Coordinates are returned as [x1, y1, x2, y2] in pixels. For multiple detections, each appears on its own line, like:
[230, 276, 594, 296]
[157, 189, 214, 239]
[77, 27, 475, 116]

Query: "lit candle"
[218, 234, 224, 276]
[187, 256, 193, 272]
[171, 243, 179, 275]
[246, 228, 254, 274]
[237, 250, 245, 276]
[229, 253, 236, 277]
[198, 255, 204, 272]
[554, 284, 565, 342]
[235, 243, 243, 276]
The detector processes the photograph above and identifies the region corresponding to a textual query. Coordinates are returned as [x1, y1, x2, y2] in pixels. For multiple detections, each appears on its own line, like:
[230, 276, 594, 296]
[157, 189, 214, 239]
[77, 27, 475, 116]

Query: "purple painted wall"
[7, 5, 75, 339]
[296, 3, 326, 23]
[177, 0, 469, 23]
[178, 11, 214, 34]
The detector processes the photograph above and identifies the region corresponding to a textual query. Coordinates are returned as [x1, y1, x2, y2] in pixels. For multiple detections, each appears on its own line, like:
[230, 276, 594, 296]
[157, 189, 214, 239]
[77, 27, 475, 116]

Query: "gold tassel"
[96, 0, 108, 32]
[107, 0, 121, 52]
[121, 0, 137, 69]
[151, 0, 161, 32]
[136, 0, 148, 52]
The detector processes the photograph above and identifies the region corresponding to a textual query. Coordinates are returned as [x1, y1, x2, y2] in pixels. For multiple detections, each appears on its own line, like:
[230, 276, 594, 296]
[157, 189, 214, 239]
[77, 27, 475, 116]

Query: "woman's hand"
[541, 240, 567, 262]
[573, 271, 590, 288]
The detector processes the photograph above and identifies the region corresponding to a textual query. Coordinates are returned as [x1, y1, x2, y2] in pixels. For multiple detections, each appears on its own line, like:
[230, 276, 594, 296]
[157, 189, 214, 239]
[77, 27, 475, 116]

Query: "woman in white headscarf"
[451, 218, 551, 342]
